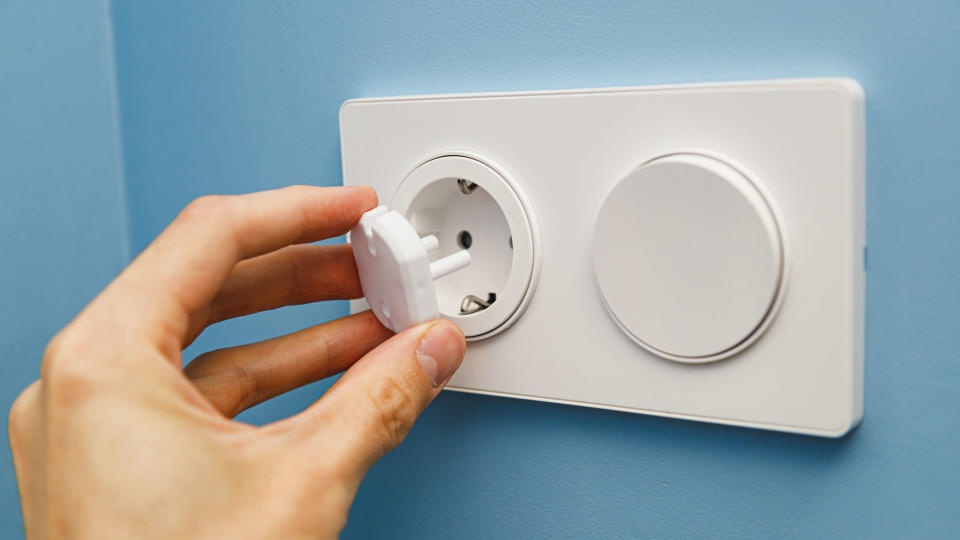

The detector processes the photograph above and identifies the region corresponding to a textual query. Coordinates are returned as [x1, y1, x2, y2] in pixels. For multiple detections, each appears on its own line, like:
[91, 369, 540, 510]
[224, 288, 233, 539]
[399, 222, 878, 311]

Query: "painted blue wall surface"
[2, 0, 959, 537]
[0, 0, 128, 533]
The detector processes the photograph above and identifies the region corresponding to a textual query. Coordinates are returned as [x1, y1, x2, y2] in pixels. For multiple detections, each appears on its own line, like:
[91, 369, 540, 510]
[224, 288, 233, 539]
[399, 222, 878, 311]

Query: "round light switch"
[593, 152, 786, 363]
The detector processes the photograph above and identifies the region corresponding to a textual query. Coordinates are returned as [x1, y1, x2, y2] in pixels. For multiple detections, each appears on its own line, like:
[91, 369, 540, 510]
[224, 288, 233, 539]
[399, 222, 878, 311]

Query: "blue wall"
[0, 0, 129, 533]
[2, 0, 958, 537]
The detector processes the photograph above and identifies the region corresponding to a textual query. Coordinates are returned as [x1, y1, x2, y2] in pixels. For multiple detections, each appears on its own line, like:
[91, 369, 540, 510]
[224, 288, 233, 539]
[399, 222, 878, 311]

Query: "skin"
[8, 185, 467, 539]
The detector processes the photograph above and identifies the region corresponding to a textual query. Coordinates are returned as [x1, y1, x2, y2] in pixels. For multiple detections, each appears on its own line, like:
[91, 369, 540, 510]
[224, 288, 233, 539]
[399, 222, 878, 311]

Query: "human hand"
[8, 186, 466, 539]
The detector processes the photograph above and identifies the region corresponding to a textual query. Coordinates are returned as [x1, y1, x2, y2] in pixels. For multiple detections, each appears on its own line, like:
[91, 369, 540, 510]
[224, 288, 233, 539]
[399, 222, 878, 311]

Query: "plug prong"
[420, 234, 439, 251]
[429, 250, 471, 280]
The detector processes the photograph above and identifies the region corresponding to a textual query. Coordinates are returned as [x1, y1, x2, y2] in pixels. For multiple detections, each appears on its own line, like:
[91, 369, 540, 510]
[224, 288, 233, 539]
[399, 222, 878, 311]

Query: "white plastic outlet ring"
[391, 154, 541, 340]
[593, 151, 789, 363]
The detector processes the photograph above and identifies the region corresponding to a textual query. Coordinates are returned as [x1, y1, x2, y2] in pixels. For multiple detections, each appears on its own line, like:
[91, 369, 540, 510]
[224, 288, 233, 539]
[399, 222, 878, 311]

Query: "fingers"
[183, 243, 363, 345]
[276, 320, 465, 479]
[184, 311, 393, 418]
[94, 186, 377, 356]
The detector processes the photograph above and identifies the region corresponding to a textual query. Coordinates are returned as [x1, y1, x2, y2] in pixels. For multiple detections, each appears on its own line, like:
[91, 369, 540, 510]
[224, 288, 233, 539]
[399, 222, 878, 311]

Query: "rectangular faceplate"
[340, 79, 865, 437]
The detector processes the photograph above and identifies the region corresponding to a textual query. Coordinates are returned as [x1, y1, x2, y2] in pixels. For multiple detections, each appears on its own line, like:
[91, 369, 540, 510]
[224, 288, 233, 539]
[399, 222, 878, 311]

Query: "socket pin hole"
[457, 230, 473, 249]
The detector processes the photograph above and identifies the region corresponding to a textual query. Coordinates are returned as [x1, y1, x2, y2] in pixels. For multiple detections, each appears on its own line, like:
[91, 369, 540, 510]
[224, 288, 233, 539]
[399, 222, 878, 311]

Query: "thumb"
[280, 320, 465, 477]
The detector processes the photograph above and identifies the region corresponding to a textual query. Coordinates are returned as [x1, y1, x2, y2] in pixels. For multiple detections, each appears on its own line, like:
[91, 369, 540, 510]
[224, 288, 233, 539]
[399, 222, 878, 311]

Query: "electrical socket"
[390, 153, 540, 339]
[340, 79, 865, 437]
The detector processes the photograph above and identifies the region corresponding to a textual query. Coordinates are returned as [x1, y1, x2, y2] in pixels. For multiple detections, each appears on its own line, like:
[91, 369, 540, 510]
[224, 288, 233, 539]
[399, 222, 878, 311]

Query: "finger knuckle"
[40, 328, 73, 377]
[364, 375, 420, 451]
[40, 330, 102, 405]
[46, 364, 99, 407]
[41, 329, 68, 364]
[180, 195, 230, 223]
[8, 383, 39, 442]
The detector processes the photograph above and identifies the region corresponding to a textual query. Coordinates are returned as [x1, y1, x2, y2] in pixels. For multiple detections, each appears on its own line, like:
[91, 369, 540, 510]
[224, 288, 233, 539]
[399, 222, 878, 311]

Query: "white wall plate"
[340, 79, 865, 437]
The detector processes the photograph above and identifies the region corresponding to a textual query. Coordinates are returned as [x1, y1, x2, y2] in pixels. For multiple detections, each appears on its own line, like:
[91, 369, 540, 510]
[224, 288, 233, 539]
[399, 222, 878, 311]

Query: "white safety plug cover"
[350, 206, 471, 333]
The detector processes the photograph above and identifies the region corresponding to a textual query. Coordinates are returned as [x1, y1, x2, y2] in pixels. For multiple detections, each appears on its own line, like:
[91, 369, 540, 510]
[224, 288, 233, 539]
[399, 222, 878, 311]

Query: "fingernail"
[416, 323, 465, 388]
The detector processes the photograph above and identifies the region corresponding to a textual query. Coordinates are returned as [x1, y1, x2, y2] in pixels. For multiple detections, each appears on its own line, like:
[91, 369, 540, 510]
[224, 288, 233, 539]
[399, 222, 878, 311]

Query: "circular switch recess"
[593, 152, 787, 363]
[392, 154, 541, 340]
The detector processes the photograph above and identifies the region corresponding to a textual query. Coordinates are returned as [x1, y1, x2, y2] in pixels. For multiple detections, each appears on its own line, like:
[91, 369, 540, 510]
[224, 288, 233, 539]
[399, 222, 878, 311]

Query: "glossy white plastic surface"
[340, 78, 865, 437]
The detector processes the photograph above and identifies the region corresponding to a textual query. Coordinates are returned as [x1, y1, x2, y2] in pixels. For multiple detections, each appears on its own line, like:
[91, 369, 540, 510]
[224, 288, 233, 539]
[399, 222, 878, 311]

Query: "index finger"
[95, 185, 377, 354]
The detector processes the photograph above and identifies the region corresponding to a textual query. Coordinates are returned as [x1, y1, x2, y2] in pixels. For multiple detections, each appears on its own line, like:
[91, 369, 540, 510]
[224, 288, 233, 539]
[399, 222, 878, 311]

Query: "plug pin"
[429, 249, 471, 280]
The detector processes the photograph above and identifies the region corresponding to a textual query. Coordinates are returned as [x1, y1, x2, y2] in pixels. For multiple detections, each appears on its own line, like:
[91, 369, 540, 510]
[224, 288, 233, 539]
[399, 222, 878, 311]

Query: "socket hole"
[457, 230, 473, 249]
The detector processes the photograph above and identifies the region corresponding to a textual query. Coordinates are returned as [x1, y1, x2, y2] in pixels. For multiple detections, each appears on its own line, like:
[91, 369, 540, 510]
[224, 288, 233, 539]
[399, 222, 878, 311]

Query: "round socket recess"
[392, 154, 540, 340]
[593, 152, 787, 363]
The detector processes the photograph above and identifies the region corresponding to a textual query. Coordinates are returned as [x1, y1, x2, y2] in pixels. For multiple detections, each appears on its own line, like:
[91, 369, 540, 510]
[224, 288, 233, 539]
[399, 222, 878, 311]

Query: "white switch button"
[593, 152, 786, 363]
